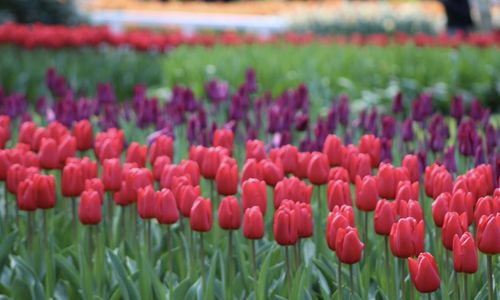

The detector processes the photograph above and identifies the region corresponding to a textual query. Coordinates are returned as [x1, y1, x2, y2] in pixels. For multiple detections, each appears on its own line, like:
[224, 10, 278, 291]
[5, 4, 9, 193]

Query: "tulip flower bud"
[390, 217, 424, 258]
[215, 159, 239, 196]
[442, 212, 468, 250]
[476, 213, 500, 255]
[294, 152, 312, 179]
[39, 138, 59, 170]
[335, 226, 364, 264]
[242, 178, 267, 215]
[33, 174, 56, 209]
[213, 129, 234, 156]
[452, 232, 478, 273]
[243, 206, 264, 239]
[137, 185, 156, 219]
[73, 119, 93, 151]
[178, 159, 200, 187]
[374, 199, 397, 236]
[17, 179, 37, 211]
[156, 189, 179, 225]
[218, 196, 241, 230]
[327, 180, 352, 210]
[359, 134, 381, 168]
[408, 253, 441, 293]
[126, 142, 148, 168]
[58, 134, 76, 166]
[273, 204, 298, 246]
[149, 135, 173, 165]
[295, 202, 313, 238]
[245, 140, 266, 162]
[79, 190, 102, 225]
[355, 175, 378, 212]
[62, 163, 85, 197]
[323, 134, 343, 167]
[190, 197, 213, 232]
[307, 152, 329, 185]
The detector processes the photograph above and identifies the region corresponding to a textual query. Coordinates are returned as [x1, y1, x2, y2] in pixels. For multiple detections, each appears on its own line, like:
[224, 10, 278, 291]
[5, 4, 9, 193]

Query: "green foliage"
[0, 0, 83, 25]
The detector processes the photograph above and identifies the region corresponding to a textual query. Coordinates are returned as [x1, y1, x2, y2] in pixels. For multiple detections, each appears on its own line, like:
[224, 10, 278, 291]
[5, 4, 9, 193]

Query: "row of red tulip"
[1, 114, 499, 296]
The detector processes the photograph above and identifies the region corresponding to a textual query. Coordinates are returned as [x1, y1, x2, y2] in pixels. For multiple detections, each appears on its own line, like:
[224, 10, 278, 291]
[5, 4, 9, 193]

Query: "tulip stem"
[364, 212, 368, 250]
[295, 240, 301, 270]
[400, 259, 405, 299]
[200, 233, 206, 292]
[3, 183, 8, 230]
[27, 212, 34, 252]
[107, 192, 113, 245]
[228, 231, 233, 300]
[349, 264, 354, 296]
[428, 294, 431, 300]
[72, 197, 77, 239]
[454, 271, 460, 299]
[487, 255, 493, 300]
[384, 236, 390, 296]
[338, 260, 342, 300]
[285, 246, 292, 296]
[166, 225, 173, 292]
[251, 239, 257, 280]
[463, 273, 467, 300]
[146, 220, 152, 258]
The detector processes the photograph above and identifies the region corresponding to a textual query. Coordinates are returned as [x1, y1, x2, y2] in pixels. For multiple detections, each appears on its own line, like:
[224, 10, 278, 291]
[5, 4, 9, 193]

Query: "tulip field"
[0, 25, 499, 300]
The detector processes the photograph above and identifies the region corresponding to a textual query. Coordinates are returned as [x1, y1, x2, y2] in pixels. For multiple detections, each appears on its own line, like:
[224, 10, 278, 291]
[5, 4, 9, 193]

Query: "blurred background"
[0, 0, 499, 35]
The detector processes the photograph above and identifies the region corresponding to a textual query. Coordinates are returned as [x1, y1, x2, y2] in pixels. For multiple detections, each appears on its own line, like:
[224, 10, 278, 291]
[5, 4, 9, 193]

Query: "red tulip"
[243, 206, 264, 239]
[153, 156, 171, 181]
[32, 127, 49, 152]
[47, 121, 69, 142]
[7, 164, 28, 194]
[293, 152, 311, 179]
[188, 145, 206, 168]
[245, 139, 266, 161]
[408, 252, 440, 293]
[62, 163, 85, 197]
[33, 174, 56, 209]
[23, 151, 39, 168]
[259, 159, 284, 186]
[395, 181, 419, 202]
[295, 202, 313, 238]
[307, 152, 329, 185]
[278, 145, 298, 174]
[178, 184, 201, 217]
[126, 168, 154, 192]
[218, 196, 241, 230]
[326, 210, 351, 251]
[201, 147, 224, 179]
[323, 134, 343, 166]
[57, 134, 76, 166]
[374, 199, 397, 236]
[85, 178, 104, 201]
[398, 200, 423, 221]
[178, 159, 200, 186]
[80, 157, 98, 180]
[126, 142, 148, 168]
[241, 178, 267, 215]
[138, 185, 156, 219]
[474, 196, 500, 226]
[348, 153, 372, 183]
[149, 135, 174, 165]
[449, 190, 474, 226]
[377, 163, 404, 199]
[18, 122, 37, 145]
[160, 164, 182, 190]
[431, 192, 450, 227]
[331, 205, 356, 226]
[327, 180, 352, 210]
[96, 137, 121, 161]
[73, 120, 93, 151]
[213, 128, 234, 156]
[424, 164, 443, 197]
[156, 188, 179, 225]
[402, 154, 420, 182]
[215, 159, 239, 196]
[476, 213, 500, 255]
[102, 158, 122, 191]
[359, 134, 380, 168]
[329, 167, 349, 182]
[0, 115, 11, 141]
[79, 190, 102, 225]
[17, 179, 36, 211]
[190, 197, 213, 232]
[452, 232, 478, 273]
[39, 138, 59, 169]
[113, 182, 136, 206]
[390, 217, 424, 258]
[241, 159, 261, 182]
[336, 226, 364, 264]
[442, 212, 468, 250]
[274, 176, 312, 208]
[355, 175, 378, 211]
[273, 204, 298, 245]
[0, 127, 8, 149]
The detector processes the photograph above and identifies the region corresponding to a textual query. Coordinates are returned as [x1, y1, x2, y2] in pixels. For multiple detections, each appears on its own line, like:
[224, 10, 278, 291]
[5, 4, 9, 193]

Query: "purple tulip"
[245, 68, 257, 93]
[469, 99, 483, 121]
[486, 123, 497, 155]
[392, 91, 403, 114]
[365, 107, 378, 136]
[450, 95, 464, 122]
[295, 113, 309, 132]
[205, 79, 229, 103]
[380, 138, 393, 163]
[97, 83, 116, 106]
[382, 115, 396, 140]
[402, 118, 414, 142]
[337, 94, 350, 126]
[457, 120, 477, 157]
[444, 145, 457, 173]
[474, 144, 484, 166]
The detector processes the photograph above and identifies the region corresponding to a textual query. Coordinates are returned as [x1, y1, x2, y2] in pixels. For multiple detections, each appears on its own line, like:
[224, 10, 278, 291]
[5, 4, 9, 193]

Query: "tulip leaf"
[11, 255, 45, 300]
[257, 249, 273, 300]
[54, 254, 80, 294]
[172, 277, 194, 300]
[0, 231, 16, 269]
[106, 249, 140, 300]
[203, 251, 218, 300]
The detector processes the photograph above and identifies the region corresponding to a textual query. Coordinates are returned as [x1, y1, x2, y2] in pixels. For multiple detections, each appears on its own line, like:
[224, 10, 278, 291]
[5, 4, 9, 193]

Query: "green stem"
[400, 259, 405, 299]
[72, 197, 77, 239]
[228, 231, 233, 300]
[295, 240, 301, 270]
[384, 236, 391, 298]
[364, 212, 368, 250]
[285, 246, 292, 297]
[107, 192, 113, 245]
[251, 240, 257, 299]
[4, 183, 8, 230]
[463, 273, 467, 300]
[428, 293, 431, 300]
[454, 271, 460, 299]
[487, 255, 493, 300]
[338, 259, 342, 300]
[349, 264, 354, 296]
[200, 233, 206, 292]
[27, 212, 34, 252]
[189, 224, 194, 277]
[146, 220, 152, 258]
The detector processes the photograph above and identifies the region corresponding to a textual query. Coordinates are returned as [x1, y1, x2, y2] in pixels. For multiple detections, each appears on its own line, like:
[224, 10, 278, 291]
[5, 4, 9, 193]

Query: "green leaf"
[54, 254, 80, 294]
[257, 249, 273, 300]
[106, 249, 140, 300]
[203, 252, 218, 300]
[0, 231, 16, 269]
[11, 256, 45, 300]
